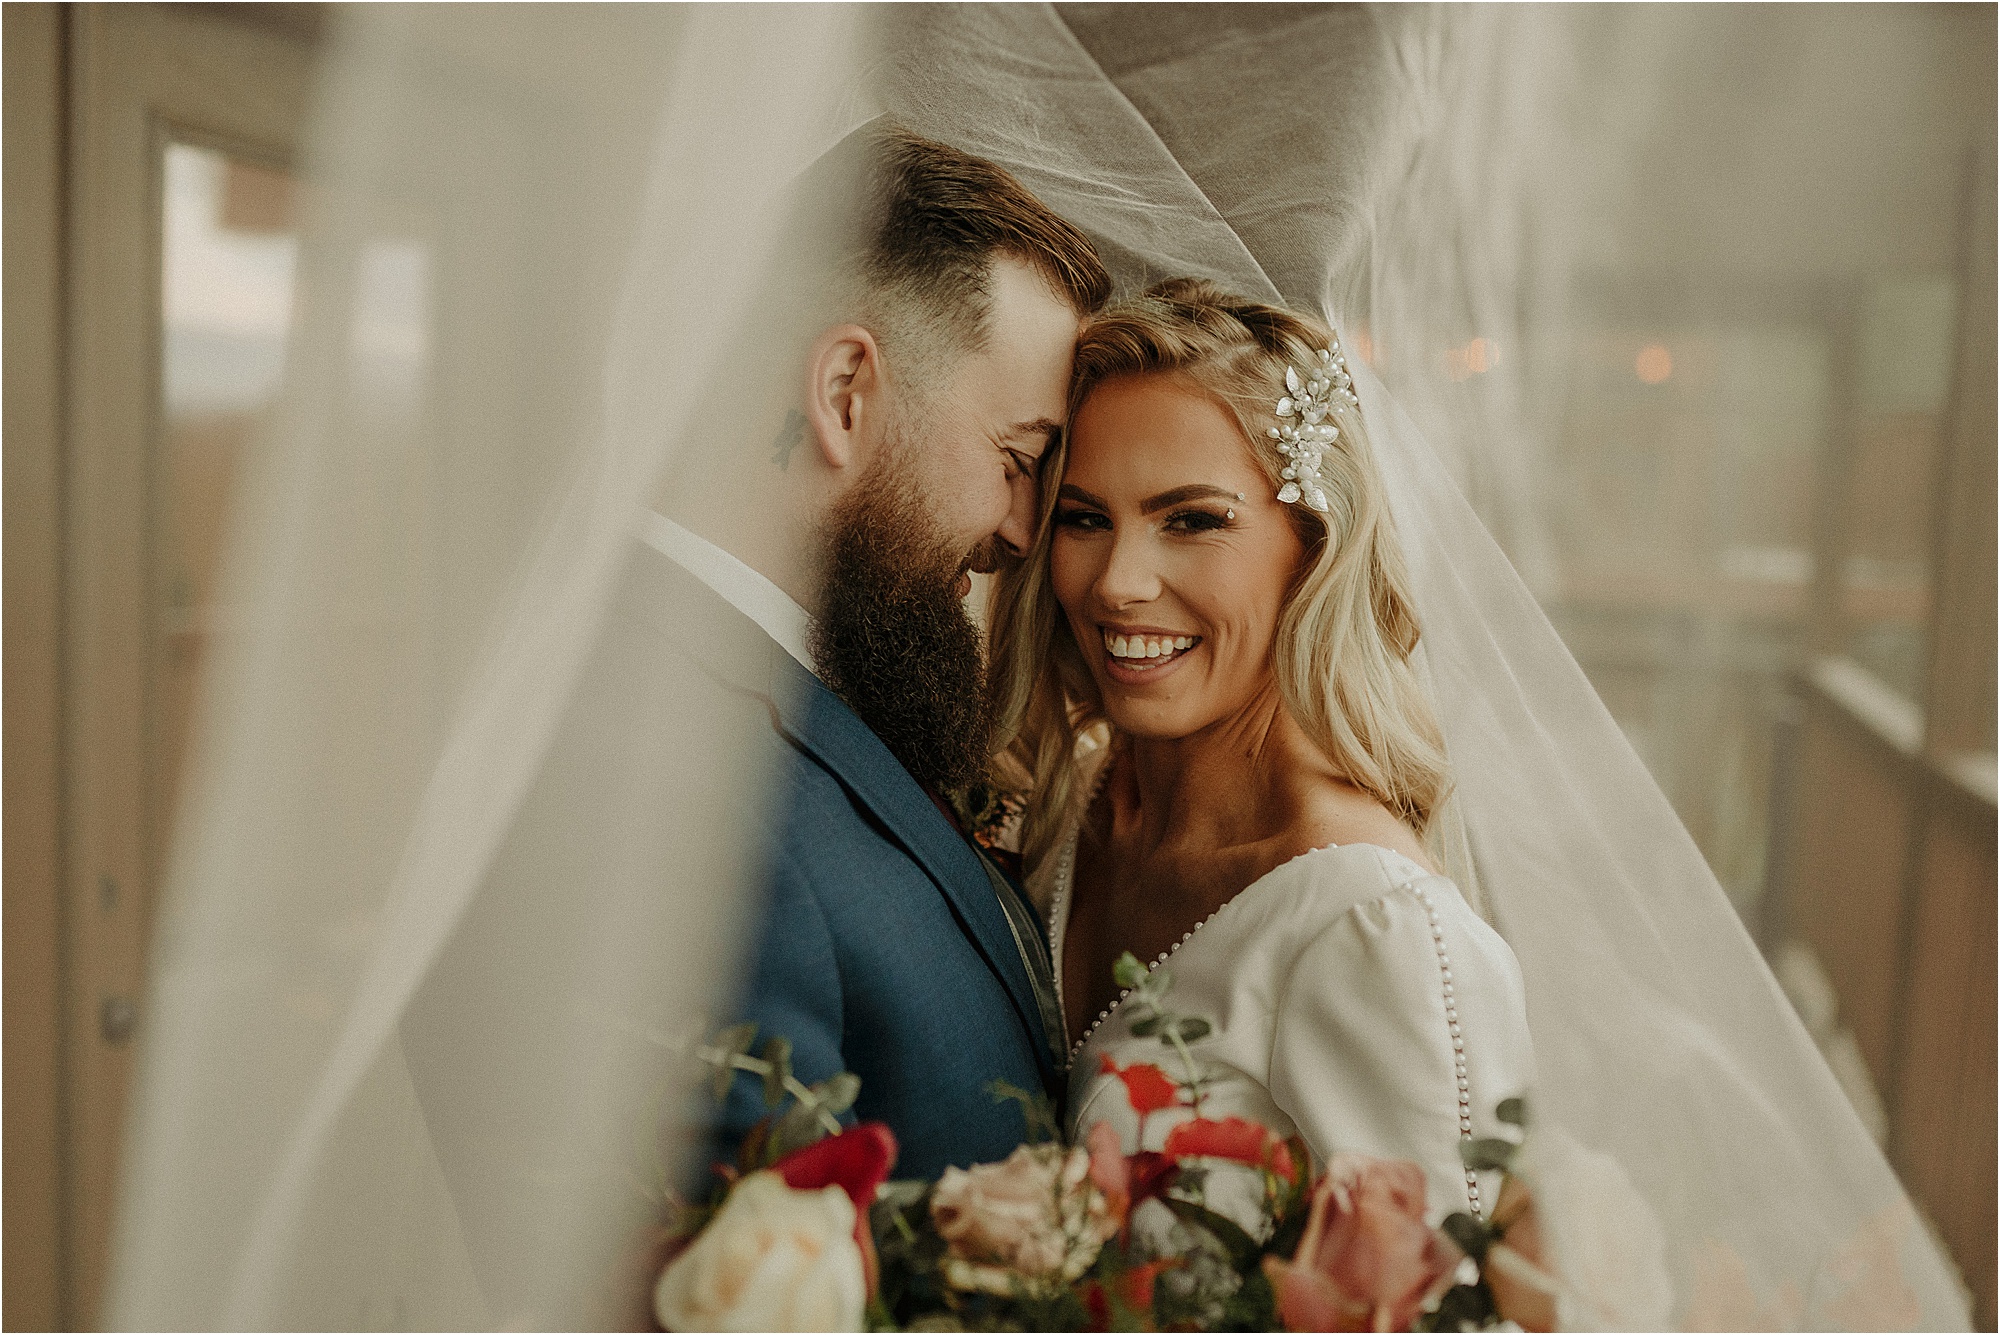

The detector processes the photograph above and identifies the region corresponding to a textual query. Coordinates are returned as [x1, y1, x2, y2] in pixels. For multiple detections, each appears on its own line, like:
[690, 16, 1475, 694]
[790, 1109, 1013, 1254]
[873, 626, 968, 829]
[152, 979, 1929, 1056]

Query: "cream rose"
[653, 1170, 866, 1332]
[929, 1142, 1121, 1296]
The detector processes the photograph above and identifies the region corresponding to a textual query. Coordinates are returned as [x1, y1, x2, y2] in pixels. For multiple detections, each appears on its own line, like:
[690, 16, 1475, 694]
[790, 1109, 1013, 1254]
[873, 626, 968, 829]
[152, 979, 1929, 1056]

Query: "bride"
[105, 8, 1973, 1328]
[990, 279, 1532, 1221]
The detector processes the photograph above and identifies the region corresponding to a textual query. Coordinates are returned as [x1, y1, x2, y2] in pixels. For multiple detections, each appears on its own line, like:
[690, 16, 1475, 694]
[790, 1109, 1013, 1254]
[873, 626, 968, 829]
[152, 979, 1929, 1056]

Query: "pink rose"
[1262, 1154, 1460, 1332]
[930, 1142, 1122, 1296]
[1085, 1121, 1132, 1231]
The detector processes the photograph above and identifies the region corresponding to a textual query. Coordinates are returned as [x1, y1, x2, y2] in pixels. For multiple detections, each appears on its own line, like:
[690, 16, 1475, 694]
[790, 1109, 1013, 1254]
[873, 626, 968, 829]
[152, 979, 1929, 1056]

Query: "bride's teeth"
[1103, 632, 1198, 662]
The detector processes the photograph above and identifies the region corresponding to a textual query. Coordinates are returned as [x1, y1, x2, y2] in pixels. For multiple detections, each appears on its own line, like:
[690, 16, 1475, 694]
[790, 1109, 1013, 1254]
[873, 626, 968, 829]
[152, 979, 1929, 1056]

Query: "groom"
[650, 124, 1108, 1177]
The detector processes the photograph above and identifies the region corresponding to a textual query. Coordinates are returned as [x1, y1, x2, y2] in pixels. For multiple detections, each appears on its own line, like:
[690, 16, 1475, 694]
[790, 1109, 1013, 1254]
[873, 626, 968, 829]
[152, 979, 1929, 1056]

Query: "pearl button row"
[1413, 882, 1481, 1219]
[1055, 816, 1221, 1060]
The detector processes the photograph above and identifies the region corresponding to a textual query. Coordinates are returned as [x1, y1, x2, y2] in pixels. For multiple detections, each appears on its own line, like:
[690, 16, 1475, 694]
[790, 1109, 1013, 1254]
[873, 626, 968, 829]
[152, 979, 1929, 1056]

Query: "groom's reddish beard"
[809, 440, 995, 795]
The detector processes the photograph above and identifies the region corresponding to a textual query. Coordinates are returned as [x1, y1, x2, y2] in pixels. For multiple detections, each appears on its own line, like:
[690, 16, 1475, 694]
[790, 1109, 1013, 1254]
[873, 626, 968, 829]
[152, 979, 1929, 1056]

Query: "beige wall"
[5, 5, 70, 1329]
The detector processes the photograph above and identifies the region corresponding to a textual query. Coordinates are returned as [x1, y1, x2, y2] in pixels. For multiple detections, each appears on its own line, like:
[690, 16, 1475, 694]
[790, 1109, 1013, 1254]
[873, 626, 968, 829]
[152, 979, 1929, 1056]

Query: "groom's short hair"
[785, 122, 1111, 391]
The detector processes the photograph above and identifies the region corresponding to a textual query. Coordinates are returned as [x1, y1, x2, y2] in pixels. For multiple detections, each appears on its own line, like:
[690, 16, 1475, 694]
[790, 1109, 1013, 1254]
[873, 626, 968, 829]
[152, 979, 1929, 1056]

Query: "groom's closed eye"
[1000, 419, 1060, 481]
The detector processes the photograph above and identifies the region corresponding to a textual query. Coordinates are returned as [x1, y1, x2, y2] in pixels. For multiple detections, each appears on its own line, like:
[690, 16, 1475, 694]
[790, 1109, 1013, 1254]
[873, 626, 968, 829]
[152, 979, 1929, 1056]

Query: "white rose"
[654, 1171, 866, 1332]
[1510, 1125, 1674, 1331]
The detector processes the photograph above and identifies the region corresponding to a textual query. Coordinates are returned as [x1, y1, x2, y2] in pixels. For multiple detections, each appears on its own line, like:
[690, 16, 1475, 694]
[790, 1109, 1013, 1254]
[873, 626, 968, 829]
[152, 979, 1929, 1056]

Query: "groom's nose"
[991, 469, 1037, 558]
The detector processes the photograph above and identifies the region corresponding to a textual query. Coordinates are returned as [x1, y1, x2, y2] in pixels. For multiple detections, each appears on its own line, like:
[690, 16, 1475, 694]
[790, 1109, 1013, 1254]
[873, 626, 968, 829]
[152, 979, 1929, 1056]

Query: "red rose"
[1080, 1258, 1174, 1331]
[772, 1122, 899, 1295]
[1117, 1257, 1174, 1312]
[773, 1121, 898, 1211]
[1261, 1154, 1460, 1331]
[1162, 1115, 1297, 1181]
[1125, 1150, 1177, 1208]
[1098, 1054, 1180, 1117]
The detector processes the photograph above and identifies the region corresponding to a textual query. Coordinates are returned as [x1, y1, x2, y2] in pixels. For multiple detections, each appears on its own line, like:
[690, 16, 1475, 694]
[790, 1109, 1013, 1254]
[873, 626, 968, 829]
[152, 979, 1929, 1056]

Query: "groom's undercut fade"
[859, 126, 1111, 358]
[787, 121, 1111, 393]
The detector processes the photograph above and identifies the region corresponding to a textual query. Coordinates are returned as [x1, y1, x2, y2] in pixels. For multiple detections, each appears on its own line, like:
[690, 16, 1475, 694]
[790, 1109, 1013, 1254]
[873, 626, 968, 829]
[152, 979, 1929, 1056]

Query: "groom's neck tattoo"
[771, 410, 807, 471]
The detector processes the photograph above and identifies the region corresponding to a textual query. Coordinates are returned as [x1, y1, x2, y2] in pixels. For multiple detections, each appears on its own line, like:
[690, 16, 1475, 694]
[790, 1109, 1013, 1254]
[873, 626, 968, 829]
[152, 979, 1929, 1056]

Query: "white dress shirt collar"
[639, 511, 816, 678]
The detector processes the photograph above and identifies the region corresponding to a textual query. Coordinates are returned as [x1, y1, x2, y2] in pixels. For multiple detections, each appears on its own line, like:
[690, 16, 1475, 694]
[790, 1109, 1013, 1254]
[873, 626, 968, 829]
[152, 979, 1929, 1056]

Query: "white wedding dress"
[1035, 755, 1536, 1227]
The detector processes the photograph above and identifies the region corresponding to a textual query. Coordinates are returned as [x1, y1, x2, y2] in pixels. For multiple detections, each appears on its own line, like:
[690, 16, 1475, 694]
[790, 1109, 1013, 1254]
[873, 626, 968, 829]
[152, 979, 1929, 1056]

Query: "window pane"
[1839, 275, 1957, 701]
[158, 142, 299, 825]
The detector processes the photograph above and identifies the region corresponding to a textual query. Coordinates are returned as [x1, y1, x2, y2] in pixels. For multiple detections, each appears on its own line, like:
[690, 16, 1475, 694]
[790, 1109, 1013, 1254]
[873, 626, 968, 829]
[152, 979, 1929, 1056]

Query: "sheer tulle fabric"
[109, 6, 1966, 1329]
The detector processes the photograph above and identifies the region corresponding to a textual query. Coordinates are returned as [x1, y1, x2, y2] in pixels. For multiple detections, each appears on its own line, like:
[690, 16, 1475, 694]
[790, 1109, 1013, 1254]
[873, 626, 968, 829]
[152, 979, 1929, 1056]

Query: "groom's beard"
[810, 453, 994, 795]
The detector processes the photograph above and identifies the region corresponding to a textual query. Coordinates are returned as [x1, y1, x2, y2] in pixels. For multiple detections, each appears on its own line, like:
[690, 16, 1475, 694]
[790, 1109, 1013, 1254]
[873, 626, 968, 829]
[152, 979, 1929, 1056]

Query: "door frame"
[58, 6, 312, 1325]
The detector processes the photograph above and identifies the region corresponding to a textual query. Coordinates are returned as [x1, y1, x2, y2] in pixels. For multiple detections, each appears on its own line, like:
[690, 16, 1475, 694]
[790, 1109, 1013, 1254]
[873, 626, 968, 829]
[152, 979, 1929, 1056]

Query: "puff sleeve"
[1266, 851, 1535, 1221]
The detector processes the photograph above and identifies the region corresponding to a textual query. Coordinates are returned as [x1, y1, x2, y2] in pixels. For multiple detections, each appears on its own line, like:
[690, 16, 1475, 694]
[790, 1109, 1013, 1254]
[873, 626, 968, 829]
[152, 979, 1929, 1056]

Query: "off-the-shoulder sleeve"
[1266, 852, 1534, 1222]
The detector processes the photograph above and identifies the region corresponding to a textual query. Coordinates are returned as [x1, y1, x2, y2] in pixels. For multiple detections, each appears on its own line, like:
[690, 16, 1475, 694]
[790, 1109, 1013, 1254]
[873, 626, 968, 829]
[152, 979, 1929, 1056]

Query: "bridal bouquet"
[652, 966, 1659, 1332]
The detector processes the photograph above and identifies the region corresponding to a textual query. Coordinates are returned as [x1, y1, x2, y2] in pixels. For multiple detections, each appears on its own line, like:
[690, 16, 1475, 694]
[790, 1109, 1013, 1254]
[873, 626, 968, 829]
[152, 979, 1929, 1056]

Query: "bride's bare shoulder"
[1289, 780, 1437, 874]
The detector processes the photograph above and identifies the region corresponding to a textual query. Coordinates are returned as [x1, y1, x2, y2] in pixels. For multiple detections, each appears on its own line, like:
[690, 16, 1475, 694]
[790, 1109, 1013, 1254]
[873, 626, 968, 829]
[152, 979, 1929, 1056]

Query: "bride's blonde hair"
[987, 278, 1451, 871]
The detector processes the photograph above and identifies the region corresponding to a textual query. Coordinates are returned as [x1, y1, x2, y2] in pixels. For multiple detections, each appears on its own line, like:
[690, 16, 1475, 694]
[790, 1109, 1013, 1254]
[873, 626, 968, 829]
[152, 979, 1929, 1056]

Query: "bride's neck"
[1113, 684, 1335, 855]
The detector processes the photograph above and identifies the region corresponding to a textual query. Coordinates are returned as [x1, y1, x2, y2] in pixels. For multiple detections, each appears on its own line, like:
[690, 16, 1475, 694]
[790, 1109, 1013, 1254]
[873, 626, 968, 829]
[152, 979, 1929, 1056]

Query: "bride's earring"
[1226, 508, 1236, 520]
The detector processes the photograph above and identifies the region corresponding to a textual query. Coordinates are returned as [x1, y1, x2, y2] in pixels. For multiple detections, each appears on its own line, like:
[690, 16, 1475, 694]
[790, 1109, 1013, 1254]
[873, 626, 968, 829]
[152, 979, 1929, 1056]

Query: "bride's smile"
[1050, 373, 1308, 740]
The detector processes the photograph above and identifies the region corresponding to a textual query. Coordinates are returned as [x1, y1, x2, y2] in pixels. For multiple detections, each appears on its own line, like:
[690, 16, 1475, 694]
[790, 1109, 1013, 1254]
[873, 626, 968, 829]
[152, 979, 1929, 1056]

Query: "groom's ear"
[803, 323, 887, 474]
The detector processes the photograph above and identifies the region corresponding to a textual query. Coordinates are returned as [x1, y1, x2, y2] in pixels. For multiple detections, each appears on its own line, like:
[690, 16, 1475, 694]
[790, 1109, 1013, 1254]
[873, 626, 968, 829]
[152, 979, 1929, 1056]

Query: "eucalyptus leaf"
[985, 1079, 1061, 1143]
[707, 1021, 758, 1100]
[1495, 1096, 1528, 1127]
[1267, 1202, 1310, 1260]
[759, 1036, 793, 1107]
[1128, 1015, 1164, 1038]
[1162, 1196, 1259, 1269]
[1112, 951, 1149, 989]
[770, 1098, 826, 1158]
[816, 1071, 861, 1116]
[1172, 1017, 1212, 1042]
[1459, 1136, 1517, 1173]
[873, 1179, 932, 1215]
[1440, 1211, 1491, 1262]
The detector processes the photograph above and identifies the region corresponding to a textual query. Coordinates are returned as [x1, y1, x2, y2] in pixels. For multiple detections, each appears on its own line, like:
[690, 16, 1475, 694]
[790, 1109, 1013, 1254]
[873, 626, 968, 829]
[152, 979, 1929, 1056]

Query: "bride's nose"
[1093, 527, 1162, 609]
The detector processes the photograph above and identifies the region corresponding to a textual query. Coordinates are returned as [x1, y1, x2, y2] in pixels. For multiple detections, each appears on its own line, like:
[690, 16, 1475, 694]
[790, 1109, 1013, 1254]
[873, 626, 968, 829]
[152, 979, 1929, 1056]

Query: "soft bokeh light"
[1634, 343, 1674, 385]
[1445, 336, 1498, 381]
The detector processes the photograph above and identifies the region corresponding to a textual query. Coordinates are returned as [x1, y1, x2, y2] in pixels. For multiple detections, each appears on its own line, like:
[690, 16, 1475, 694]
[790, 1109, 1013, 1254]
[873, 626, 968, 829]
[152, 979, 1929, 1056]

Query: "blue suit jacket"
[397, 543, 1063, 1321]
[707, 572, 1065, 1179]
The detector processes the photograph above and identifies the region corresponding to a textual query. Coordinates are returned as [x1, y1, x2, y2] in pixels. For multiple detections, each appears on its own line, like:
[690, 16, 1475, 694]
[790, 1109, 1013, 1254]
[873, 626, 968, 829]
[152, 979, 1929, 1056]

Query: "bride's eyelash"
[1165, 507, 1232, 534]
[1053, 506, 1109, 532]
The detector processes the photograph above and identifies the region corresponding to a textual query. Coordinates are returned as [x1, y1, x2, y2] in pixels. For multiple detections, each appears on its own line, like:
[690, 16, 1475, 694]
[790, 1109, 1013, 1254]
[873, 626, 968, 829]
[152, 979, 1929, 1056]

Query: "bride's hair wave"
[988, 278, 1451, 871]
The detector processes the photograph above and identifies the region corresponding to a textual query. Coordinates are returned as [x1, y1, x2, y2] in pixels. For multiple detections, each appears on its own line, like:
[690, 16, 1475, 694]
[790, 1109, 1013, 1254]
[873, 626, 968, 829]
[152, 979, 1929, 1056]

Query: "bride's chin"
[1095, 691, 1197, 741]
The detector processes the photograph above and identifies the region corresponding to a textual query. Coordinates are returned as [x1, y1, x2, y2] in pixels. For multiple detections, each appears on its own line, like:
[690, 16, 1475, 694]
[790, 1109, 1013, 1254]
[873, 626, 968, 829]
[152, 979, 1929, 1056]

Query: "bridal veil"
[107, 6, 1971, 1328]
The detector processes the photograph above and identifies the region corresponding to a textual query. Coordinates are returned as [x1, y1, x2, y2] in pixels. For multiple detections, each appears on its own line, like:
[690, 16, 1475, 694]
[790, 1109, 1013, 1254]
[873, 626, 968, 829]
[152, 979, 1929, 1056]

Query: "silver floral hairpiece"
[1267, 345, 1358, 512]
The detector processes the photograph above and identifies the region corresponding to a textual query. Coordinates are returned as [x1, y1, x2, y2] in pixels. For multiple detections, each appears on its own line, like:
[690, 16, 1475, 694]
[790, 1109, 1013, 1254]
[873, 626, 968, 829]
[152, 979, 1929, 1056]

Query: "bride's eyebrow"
[1057, 484, 1109, 507]
[1139, 484, 1235, 514]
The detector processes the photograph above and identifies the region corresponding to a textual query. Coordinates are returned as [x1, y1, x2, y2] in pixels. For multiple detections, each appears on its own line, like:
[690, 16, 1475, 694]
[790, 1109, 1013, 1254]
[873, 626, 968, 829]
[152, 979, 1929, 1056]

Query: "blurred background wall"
[4, 4, 1992, 1328]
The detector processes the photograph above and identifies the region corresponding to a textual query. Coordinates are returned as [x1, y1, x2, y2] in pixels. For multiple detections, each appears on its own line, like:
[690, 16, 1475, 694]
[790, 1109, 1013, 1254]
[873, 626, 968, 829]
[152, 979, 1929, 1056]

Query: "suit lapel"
[774, 670, 1060, 1089]
[638, 545, 1060, 1089]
